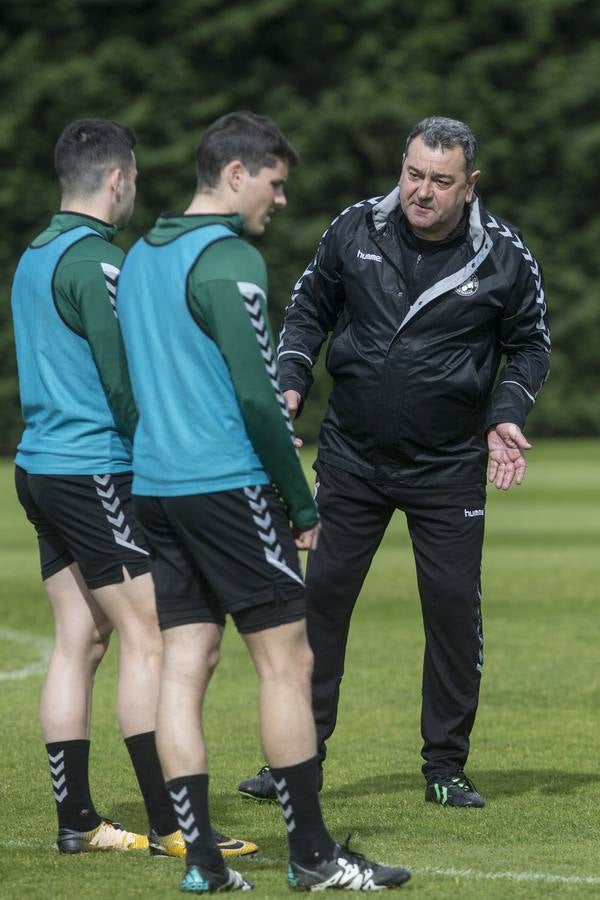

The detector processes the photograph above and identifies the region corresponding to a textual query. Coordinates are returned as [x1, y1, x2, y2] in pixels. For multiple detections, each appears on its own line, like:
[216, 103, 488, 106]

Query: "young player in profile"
[117, 110, 412, 892]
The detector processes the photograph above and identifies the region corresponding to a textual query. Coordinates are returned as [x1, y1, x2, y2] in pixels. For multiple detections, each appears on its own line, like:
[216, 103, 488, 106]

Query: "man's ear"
[223, 159, 246, 193]
[107, 166, 124, 200]
[397, 153, 407, 185]
[466, 169, 481, 202]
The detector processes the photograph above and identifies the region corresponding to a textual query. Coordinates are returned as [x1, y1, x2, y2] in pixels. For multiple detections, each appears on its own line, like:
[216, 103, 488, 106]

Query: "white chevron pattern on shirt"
[485, 216, 550, 353]
[100, 262, 120, 318]
[236, 282, 298, 451]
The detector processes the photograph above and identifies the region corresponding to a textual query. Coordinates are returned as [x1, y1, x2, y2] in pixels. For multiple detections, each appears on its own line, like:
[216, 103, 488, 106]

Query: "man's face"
[399, 135, 480, 240]
[236, 159, 289, 237]
[114, 152, 138, 228]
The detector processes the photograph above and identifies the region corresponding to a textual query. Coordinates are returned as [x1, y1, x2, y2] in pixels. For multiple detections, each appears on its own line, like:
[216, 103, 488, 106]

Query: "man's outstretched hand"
[487, 423, 532, 490]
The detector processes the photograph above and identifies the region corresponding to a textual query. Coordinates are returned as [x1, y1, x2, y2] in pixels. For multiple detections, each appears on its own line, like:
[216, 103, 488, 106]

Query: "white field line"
[419, 865, 600, 886]
[0, 840, 52, 849]
[0, 844, 598, 885]
[0, 626, 51, 681]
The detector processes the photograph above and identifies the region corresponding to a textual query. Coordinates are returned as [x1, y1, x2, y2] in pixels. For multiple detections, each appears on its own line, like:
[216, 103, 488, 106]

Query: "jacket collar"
[371, 188, 486, 253]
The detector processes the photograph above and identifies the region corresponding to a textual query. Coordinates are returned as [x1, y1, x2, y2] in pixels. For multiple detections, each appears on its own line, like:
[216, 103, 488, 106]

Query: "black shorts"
[134, 484, 306, 634]
[15, 466, 150, 589]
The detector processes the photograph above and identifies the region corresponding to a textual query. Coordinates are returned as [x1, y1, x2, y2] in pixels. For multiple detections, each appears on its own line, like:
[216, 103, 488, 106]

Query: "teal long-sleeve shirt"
[40, 212, 137, 440]
[123, 213, 318, 530]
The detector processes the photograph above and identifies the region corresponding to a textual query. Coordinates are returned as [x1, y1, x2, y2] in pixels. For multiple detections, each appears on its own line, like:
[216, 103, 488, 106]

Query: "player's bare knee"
[89, 622, 111, 669]
[262, 643, 313, 689]
[206, 643, 221, 675]
[295, 640, 314, 682]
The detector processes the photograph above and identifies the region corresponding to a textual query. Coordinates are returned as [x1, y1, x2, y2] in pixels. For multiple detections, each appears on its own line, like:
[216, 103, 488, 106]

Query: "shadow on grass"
[325, 768, 600, 800]
[106, 768, 600, 847]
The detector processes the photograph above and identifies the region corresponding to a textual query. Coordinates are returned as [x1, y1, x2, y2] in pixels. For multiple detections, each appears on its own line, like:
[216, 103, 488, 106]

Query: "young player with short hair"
[11, 118, 254, 860]
[118, 110, 411, 893]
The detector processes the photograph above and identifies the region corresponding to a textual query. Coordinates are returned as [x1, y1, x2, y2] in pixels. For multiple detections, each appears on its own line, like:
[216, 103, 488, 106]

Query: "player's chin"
[245, 220, 266, 237]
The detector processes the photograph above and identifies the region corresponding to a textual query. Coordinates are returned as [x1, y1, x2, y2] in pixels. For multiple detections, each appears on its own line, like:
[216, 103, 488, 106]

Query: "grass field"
[1, 441, 599, 898]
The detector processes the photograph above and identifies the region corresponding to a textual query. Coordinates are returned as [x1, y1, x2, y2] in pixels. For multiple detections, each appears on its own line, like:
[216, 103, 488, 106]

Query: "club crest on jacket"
[455, 274, 479, 296]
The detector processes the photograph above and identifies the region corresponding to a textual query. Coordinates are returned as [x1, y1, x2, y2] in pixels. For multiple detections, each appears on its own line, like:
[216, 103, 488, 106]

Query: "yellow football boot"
[149, 827, 258, 859]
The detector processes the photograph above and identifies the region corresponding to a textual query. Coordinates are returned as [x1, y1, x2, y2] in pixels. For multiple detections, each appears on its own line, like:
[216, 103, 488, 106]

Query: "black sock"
[166, 774, 221, 869]
[124, 731, 178, 835]
[270, 756, 336, 866]
[46, 740, 101, 831]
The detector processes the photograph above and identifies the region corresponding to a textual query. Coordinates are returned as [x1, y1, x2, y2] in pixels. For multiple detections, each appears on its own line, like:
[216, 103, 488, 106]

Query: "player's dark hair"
[195, 111, 298, 189]
[54, 119, 136, 197]
[405, 116, 477, 175]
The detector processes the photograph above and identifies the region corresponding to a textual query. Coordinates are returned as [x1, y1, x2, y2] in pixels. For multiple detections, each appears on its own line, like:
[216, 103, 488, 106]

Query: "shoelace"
[448, 772, 476, 792]
[337, 834, 373, 868]
[99, 816, 122, 828]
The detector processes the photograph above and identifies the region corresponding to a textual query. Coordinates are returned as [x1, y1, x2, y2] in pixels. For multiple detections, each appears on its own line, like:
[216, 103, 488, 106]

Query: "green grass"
[1, 441, 600, 898]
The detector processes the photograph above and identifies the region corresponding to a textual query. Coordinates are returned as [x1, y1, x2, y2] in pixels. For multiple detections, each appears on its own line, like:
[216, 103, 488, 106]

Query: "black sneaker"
[288, 842, 410, 891]
[180, 863, 254, 893]
[238, 766, 277, 802]
[425, 771, 485, 808]
[238, 765, 323, 802]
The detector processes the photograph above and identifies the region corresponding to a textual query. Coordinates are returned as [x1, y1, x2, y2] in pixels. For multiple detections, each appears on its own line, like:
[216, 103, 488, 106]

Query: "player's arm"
[56, 241, 138, 439]
[190, 249, 317, 532]
[277, 216, 346, 408]
[485, 245, 550, 432]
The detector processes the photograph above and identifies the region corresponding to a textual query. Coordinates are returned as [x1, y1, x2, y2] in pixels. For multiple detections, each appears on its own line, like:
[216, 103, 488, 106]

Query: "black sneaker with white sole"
[424, 771, 485, 808]
[288, 842, 410, 891]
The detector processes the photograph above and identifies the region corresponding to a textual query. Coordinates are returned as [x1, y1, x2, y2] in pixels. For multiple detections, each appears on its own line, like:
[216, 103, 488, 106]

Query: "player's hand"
[284, 389, 302, 419]
[286, 390, 304, 447]
[487, 423, 532, 490]
[294, 522, 321, 551]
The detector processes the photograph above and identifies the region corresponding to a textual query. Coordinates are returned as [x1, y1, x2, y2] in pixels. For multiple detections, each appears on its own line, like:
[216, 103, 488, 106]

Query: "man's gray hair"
[405, 117, 477, 174]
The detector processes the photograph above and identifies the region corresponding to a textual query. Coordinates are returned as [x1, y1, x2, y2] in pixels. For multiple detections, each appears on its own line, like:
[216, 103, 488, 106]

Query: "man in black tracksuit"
[239, 116, 550, 808]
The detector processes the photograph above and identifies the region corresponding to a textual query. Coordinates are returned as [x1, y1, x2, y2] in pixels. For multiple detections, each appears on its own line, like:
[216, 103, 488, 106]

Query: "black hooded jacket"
[277, 190, 550, 487]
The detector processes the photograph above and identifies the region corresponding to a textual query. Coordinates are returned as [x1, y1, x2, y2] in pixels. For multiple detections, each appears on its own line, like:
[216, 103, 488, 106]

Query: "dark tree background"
[1, 0, 599, 452]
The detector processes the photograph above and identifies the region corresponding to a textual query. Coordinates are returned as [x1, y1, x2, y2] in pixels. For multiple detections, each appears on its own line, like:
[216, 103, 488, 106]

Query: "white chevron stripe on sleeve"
[100, 262, 121, 317]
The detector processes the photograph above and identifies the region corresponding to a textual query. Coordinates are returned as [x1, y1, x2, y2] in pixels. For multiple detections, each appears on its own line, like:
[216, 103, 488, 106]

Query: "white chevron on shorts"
[95, 483, 115, 500]
[48, 750, 67, 803]
[93, 475, 149, 556]
[101, 495, 120, 514]
[169, 785, 199, 844]
[265, 549, 302, 585]
[243, 486, 304, 586]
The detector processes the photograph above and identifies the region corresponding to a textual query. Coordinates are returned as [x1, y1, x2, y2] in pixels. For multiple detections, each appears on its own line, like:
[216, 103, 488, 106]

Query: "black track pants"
[306, 462, 486, 779]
